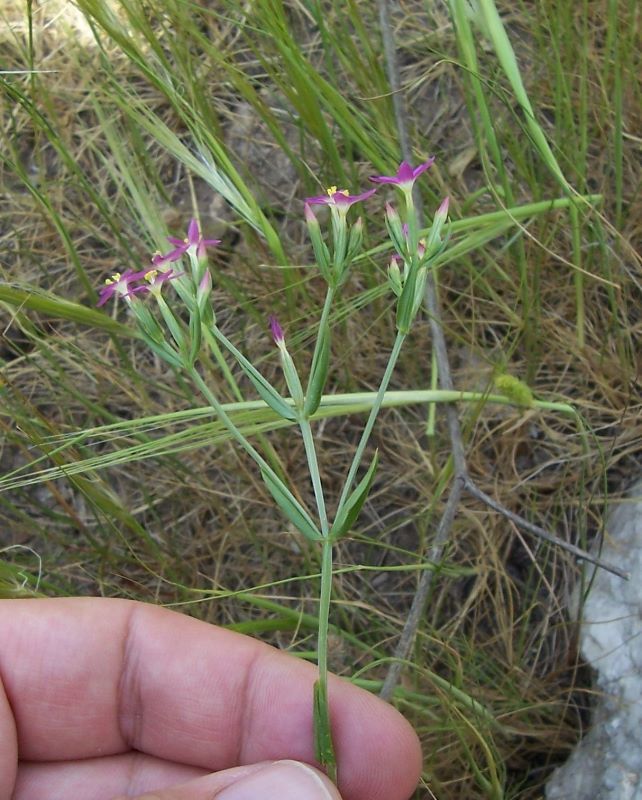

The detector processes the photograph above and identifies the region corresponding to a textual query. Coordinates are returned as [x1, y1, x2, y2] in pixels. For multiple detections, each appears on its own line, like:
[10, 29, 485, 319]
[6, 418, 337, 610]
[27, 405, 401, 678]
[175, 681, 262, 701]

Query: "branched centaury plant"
[96, 162, 448, 783]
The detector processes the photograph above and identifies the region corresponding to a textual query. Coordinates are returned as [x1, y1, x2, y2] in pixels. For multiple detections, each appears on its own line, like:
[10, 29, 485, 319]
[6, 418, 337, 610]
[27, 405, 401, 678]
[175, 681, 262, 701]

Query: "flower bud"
[387, 257, 403, 297]
[270, 317, 304, 410]
[424, 197, 449, 258]
[197, 269, 212, 309]
[384, 202, 407, 259]
[269, 314, 285, 346]
[304, 202, 319, 227]
[385, 202, 401, 225]
[196, 269, 215, 326]
[339, 217, 364, 285]
[437, 196, 450, 218]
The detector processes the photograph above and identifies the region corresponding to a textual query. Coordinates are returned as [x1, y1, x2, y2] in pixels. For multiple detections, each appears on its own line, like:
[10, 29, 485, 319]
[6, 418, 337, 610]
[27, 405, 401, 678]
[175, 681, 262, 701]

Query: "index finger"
[0, 598, 422, 800]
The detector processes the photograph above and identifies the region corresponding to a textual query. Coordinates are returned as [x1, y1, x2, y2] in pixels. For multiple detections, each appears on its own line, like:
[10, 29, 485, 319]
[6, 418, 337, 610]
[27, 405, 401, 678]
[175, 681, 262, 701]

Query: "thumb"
[214, 760, 342, 800]
[124, 760, 343, 800]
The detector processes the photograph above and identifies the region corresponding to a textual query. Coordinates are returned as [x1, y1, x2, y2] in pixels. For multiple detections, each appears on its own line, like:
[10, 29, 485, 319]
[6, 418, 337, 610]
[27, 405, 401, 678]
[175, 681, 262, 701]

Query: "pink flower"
[141, 267, 183, 296]
[304, 186, 376, 213]
[155, 218, 221, 264]
[369, 158, 435, 190]
[97, 269, 149, 307]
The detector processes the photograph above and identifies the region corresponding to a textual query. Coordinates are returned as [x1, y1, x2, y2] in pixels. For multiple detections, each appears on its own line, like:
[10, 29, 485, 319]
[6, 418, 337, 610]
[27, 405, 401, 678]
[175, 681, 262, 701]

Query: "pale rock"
[546, 481, 642, 799]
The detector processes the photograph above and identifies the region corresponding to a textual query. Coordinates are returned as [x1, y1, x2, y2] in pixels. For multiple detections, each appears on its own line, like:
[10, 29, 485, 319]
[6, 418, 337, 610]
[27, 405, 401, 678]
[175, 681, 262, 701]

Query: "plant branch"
[336, 332, 406, 513]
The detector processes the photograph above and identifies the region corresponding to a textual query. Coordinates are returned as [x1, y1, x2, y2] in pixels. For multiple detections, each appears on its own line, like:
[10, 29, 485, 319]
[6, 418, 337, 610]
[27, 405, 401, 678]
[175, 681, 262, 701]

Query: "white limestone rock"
[546, 481, 642, 799]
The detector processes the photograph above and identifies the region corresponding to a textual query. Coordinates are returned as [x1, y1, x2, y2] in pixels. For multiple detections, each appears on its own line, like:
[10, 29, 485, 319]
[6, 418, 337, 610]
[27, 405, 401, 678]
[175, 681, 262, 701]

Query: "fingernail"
[216, 759, 340, 800]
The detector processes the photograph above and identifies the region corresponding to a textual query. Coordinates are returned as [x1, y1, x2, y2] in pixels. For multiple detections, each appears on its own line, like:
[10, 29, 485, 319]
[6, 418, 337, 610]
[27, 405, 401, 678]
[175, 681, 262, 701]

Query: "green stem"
[336, 331, 406, 513]
[569, 201, 585, 348]
[300, 286, 336, 536]
[317, 536, 334, 667]
[316, 535, 335, 782]
[300, 286, 338, 778]
[306, 286, 336, 396]
[426, 347, 438, 437]
[194, 323, 336, 778]
[300, 420, 329, 535]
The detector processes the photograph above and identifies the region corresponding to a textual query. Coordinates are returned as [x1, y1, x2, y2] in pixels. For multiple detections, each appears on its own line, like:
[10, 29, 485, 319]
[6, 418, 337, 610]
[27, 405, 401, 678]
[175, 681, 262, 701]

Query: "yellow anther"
[105, 272, 121, 286]
[145, 269, 158, 283]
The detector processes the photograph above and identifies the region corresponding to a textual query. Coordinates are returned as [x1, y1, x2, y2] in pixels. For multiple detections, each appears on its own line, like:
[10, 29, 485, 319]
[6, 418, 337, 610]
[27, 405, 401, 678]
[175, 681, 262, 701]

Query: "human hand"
[0, 598, 422, 800]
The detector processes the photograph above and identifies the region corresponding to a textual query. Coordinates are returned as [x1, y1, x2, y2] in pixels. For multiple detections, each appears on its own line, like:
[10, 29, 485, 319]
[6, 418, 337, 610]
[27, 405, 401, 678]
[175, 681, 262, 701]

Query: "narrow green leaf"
[345, 218, 364, 264]
[245, 362, 298, 421]
[214, 329, 297, 421]
[308, 228, 333, 285]
[478, 0, 568, 190]
[132, 302, 165, 345]
[155, 295, 185, 349]
[137, 332, 183, 369]
[188, 310, 202, 365]
[396, 261, 420, 334]
[0, 284, 132, 336]
[331, 450, 379, 540]
[304, 322, 330, 417]
[260, 469, 322, 542]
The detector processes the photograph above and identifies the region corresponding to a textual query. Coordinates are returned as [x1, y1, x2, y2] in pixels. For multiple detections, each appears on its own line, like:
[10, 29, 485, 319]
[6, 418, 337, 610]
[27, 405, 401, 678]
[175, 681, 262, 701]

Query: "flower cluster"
[98, 163, 450, 346]
[301, 158, 446, 297]
[97, 218, 218, 307]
